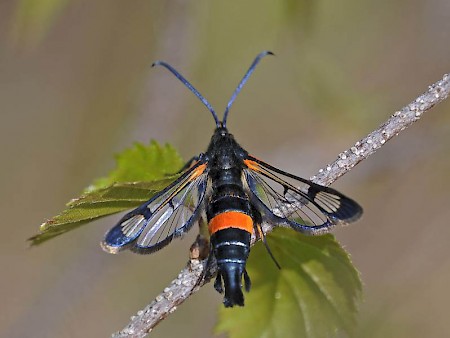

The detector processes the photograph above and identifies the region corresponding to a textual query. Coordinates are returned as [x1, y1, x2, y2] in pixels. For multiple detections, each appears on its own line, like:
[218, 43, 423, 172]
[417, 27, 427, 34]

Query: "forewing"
[102, 162, 207, 254]
[244, 157, 362, 235]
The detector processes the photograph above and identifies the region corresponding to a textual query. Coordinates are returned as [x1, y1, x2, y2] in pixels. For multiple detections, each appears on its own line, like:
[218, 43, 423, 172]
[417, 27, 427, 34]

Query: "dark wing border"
[101, 160, 208, 254]
[244, 156, 362, 235]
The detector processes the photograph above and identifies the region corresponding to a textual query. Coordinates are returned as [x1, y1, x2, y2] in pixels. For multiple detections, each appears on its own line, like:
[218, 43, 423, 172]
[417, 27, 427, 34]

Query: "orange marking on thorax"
[243, 159, 260, 171]
[190, 164, 207, 179]
[209, 211, 253, 235]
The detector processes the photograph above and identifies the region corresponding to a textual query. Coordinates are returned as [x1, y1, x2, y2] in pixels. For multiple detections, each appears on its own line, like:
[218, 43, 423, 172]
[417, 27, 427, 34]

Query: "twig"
[112, 73, 450, 338]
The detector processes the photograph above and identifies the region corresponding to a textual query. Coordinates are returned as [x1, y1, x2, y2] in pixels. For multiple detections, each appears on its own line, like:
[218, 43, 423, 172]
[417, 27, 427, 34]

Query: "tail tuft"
[219, 264, 250, 307]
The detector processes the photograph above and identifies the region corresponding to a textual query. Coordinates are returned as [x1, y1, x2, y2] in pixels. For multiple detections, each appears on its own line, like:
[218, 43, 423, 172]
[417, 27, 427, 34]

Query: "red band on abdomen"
[209, 211, 253, 235]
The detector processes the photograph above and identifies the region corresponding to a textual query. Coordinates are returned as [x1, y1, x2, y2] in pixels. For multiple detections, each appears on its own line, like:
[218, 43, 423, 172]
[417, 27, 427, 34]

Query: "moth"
[102, 51, 363, 307]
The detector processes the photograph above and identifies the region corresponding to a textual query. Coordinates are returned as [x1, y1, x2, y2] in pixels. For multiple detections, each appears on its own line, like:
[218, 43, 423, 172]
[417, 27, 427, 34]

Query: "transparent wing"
[244, 157, 362, 235]
[101, 162, 208, 254]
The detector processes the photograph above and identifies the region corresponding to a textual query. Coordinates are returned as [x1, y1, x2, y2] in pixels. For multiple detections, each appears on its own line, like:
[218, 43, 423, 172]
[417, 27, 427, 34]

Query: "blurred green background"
[1, 0, 450, 337]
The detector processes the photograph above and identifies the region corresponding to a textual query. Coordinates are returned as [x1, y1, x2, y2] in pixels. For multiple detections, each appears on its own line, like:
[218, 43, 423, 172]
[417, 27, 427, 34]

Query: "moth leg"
[255, 221, 281, 270]
[191, 237, 215, 292]
[243, 269, 251, 292]
[214, 273, 224, 294]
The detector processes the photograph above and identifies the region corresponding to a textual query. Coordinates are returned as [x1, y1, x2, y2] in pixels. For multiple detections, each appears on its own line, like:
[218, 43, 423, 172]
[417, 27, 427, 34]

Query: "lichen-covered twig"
[310, 74, 450, 187]
[112, 73, 449, 338]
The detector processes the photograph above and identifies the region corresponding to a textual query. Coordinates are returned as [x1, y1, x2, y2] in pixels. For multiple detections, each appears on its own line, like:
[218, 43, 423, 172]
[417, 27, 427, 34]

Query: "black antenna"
[152, 61, 221, 128]
[222, 51, 274, 127]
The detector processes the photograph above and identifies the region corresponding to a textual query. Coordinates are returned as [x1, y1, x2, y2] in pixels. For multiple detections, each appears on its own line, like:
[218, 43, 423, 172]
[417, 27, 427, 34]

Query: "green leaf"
[216, 228, 362, 338]
[90, 141, 184, 191]
[30, 141, 184, 246]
